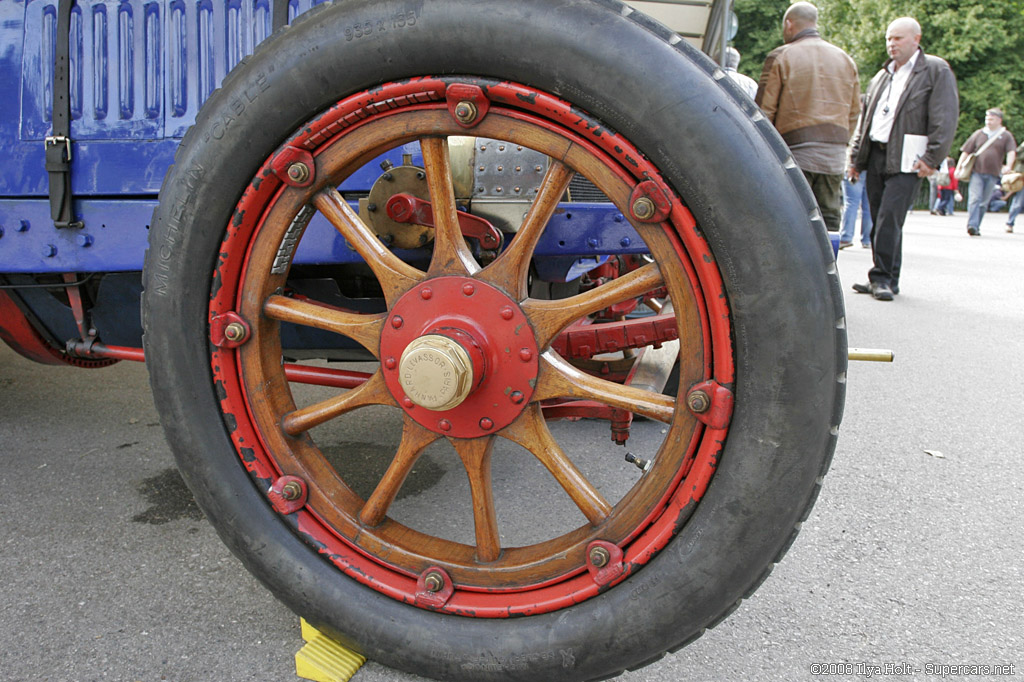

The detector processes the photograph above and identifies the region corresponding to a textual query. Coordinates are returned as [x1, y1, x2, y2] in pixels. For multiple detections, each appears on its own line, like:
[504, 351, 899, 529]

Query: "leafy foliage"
[732, 0, 1024, 149]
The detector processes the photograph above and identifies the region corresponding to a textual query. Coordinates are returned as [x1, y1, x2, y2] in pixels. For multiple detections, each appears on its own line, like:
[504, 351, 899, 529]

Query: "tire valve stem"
[624, 452, 652, 473]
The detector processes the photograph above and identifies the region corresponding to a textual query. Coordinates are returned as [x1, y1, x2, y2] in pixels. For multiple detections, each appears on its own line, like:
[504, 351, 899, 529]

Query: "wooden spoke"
[522, 262, 664, 347]
[359, 416, 442, 527]
[451, 436, 501, 563]
[313, 188, 423, 305]
[421, 137, 479, 277]
[264, 295, 384, 358]
[501, 404, 612, 526]
[534, 352, 675, 424]
[281, 370, 396, 436]
[477, 160, 575, 297]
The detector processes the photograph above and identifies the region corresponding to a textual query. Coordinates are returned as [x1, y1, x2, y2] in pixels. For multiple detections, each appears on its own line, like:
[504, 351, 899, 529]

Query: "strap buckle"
[45, 135, 72, 162]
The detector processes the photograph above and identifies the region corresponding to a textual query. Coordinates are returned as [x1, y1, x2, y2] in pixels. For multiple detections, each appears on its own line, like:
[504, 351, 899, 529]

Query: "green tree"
[734, 0, 1024, 149]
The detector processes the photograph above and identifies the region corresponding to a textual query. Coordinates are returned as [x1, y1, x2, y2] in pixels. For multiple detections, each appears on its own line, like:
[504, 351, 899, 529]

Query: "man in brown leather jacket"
[848, 17, 959, 301]
[756, 2, 860, 233]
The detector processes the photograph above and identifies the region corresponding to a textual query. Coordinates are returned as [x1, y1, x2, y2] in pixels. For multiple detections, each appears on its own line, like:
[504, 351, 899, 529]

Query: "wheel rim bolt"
[510, 391, 524, 404]
[391, 316, 404, 329]
[403, 396, 415, 408]
[462, 283, 475, 296]
[384, 357, 397, 370]
[687, 390, 711, 414]
[287, 162, 310, 183]
[281, 481, 303, 501]
[500, 306, 514, 320]
[589, 546, 610, 568]
[224, 322, 248, 343]
[438, 419, 452, 432]
[424, 570, 445, 593]
[632, 196, 656, 220]
[519, 348, 533, 362]
[454, 100, 478, 124]
[420, 287, 433, 300]
[479, 417, 493, 430]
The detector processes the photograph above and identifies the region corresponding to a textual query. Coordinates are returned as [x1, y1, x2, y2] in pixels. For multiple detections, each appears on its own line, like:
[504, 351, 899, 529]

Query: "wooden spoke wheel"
[143, 2, 845, 679]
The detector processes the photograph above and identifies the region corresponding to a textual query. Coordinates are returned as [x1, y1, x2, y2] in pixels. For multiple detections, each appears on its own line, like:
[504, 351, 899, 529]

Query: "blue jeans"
[936, 189, 956, 215]
[840, 177, 872, 244]
[966, 172, 999, 231]
[1009, 191, 1024, 227]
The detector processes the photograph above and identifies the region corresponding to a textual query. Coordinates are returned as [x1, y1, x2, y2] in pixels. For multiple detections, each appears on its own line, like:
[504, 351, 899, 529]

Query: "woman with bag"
[958, 108, 1016, 236]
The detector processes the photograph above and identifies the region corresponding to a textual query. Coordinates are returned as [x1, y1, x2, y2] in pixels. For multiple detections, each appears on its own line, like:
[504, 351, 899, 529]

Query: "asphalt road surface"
[1, 211, 1021, 682]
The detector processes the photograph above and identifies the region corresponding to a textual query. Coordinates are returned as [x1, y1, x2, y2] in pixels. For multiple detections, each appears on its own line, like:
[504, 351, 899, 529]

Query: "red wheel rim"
[209, 77, 734, 617]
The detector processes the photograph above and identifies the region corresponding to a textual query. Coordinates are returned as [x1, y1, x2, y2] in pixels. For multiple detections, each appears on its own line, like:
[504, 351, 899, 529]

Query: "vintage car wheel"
[142, 1, 846, 679]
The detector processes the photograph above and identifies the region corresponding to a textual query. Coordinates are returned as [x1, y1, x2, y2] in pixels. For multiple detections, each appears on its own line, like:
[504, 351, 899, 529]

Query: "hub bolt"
[224, 322, 248, 343]
[454, 100, 478, 125]
[287, 162, 310, 184]
[500, 306, 514, 320]
[479, 418, 493, 430]
[519, 348, 533, 362]
[589, 546, 611, 569]
[384, 357, 397, 370]
[462, 283, 475, 296]
[420, 287, 433, 300]
[510, 391, 524, 404]
[438, 419, 452, 432]
[281, 480, 303, 501]
[391, 316, 404, 329]
[423, 570, 445, 593]
[687, 389, 711, 414]
[632, 196, 657, 220]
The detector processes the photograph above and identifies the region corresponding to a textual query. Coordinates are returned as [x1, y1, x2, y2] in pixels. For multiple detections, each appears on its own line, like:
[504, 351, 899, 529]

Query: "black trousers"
[864, 142, 922, 287]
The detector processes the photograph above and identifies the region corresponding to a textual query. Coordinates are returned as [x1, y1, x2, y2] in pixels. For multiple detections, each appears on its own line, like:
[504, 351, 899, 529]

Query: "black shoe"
[967, 227, 980, 236]
[853, 281, 895, 299]
[871, 283, 894, 301]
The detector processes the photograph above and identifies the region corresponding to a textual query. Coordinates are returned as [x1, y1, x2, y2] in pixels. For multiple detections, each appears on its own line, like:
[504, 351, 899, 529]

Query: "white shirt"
[869, 50, 920, 144]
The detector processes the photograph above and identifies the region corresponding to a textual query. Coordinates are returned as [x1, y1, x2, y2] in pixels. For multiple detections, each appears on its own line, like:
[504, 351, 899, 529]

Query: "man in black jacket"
[848, 17, 959, 301]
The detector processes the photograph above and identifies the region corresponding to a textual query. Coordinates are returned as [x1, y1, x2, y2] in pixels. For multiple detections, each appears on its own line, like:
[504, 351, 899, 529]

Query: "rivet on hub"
[423, 570, 446, 593]
[391, 315, 404, 329]
[588, 546, 610, 569]
[438, 419, 452, 432]
[420, 287, 433, 300]
[384, 357, 397, 370]
[632, 196, 657, 221]
[286, 162, 310, 184]
[519, 348, 533, 362]
[687, 389, 711, 414]
[510, 391, 524, 404]
[462, 283, 475, 296]
[281, 480, 303, 501]
[500, 306, 514, 320]
[454, 100, 478, 125]
[223, 322, 248, 343]
[479, 417, 493, 431]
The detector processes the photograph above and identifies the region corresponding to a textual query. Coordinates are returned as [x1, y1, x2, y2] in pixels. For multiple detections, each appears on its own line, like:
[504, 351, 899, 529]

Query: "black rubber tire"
[142, 1, 846, 680]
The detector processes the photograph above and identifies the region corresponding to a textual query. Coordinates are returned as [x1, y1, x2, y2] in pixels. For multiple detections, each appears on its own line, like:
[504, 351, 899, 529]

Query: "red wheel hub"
[379, 276, 539, 438]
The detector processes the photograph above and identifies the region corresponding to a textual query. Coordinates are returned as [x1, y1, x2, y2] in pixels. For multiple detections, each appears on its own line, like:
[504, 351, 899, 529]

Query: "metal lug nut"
[281, 481, 303, 501]
[423, 570, 445, 593]
[223, 322, 248, 343]
[454, 100, 478, 124]
[632, 196, 657, 220]
[286, 162, 310, 184]
[687, 389, 711, 414]
[588, 546, 610, 569]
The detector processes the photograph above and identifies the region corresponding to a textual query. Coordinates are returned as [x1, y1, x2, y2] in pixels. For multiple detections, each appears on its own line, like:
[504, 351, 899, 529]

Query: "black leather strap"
[46, 0, 81, 229]
[272, 0, 289, 33]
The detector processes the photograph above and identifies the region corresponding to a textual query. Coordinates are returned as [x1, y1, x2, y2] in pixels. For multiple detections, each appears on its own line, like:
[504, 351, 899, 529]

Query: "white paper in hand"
[901, 134, 929, 173]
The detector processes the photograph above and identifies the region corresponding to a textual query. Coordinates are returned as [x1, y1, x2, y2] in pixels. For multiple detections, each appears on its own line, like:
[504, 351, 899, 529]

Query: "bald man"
[756, 2, 860, 234]
[848, 17, 959, 301]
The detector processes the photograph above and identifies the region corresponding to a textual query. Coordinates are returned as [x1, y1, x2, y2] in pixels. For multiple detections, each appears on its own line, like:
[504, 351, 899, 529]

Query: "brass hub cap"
[399, 334, 475, 411]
